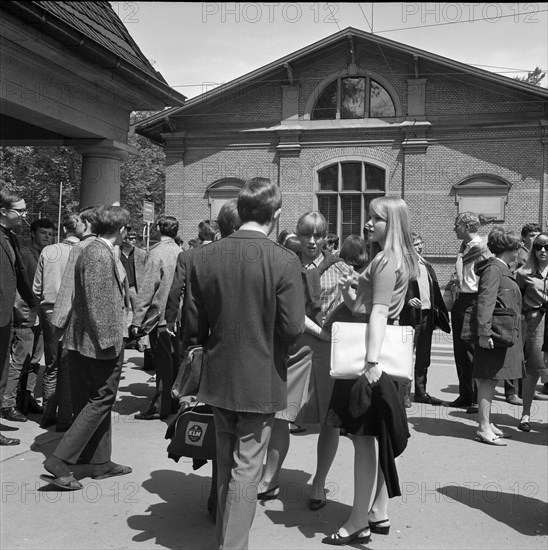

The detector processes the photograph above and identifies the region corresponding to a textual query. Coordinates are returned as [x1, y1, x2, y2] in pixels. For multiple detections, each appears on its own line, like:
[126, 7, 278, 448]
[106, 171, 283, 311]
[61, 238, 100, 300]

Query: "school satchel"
[330, 322, 414, 382]
[172, 345, 204, 399]
[461, 301, 519, 348]
[165, 403, 216, 461]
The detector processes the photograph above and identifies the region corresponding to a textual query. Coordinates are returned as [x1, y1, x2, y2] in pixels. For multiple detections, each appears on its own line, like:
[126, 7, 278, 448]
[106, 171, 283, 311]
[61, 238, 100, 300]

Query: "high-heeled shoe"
[322, 527, 371, 545]
[257, 485, 280, 501]
[369, 518, 390, 534]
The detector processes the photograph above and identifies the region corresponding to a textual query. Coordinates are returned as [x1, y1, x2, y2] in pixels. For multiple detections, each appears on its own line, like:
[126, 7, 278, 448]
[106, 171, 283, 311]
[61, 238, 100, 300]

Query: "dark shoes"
[0, 434, 20, 445]
[369, 518, 391, 535]
[257, 485, 280, 501]
[518, 417, 531, 432]
[465, 403, 479, 414]
[135, 411, 165, 420]
[533, 391, 548, 401]
[322, 527, 371, 546]
[414, 394, 443, 406]
[506, 395, 523, 406]
[445, 397, 474, 409]
[1, 407, 27, 422]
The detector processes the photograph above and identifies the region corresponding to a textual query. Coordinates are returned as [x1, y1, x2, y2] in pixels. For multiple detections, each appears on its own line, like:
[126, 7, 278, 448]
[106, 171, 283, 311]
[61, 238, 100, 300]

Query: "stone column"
[75, 142, 130, 207]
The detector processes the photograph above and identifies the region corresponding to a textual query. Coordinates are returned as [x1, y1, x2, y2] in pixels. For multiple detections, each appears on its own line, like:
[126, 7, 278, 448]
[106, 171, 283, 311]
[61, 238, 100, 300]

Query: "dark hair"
[411, 232, 423, 242]
[94, 205, 130, 236]
[79, 205, 99, 233]
[30, 218, 55, 233]
[340, 235, 367, 271]
[455, 211, 480, 233]
[174, 235, 184, 246]
[188, 238, 199, 248]
[237, 178, 281, 224]
[0, 188, 22, 210]
[521, 222, 541, 238]
[157, 215, 179, 238]
[217, 198, 241, 238]
[198, 221, 216, 242]
[62, 213, 80, 234]
[326, 233, 340, 250]
[283, 235, 301, 258]
[487, 226, 521, 255]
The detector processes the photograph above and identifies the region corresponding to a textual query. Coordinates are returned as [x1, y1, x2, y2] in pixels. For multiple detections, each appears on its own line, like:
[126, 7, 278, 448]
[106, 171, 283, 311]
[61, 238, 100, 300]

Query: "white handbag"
[330, 322, 415, 382]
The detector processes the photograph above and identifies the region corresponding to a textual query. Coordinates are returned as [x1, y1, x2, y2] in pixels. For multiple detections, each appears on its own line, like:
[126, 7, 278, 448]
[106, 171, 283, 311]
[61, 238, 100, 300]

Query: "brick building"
[136, 27, 548, 283]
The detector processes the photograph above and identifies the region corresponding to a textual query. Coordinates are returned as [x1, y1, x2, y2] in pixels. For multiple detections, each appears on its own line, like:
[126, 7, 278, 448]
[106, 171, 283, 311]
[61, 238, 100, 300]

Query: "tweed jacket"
[132, 237, 181, 328]
[63, 238, 126, 360]
[0, 226, 34, 328]
[186, 229, 306, 413]
[51, 235, 98, 331]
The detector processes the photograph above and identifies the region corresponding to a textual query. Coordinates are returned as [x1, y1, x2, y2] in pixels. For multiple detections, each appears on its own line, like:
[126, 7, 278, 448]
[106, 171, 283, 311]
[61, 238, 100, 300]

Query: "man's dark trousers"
[451, 292, 477, 403]
[414, 311, 434, 396]
[148, 326, 179, 417]
[53, 351, 123, 464]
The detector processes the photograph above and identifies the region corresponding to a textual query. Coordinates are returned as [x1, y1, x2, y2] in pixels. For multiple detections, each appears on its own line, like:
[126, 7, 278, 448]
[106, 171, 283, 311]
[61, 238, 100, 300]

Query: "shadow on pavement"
[438, 485, 548, 537]
[126, 468, 217, 550]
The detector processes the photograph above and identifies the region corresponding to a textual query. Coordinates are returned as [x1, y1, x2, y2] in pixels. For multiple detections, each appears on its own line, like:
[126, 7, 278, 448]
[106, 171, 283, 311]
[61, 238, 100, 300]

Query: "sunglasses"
[9, 208, 28, 216]
[533, 243, 548, 252]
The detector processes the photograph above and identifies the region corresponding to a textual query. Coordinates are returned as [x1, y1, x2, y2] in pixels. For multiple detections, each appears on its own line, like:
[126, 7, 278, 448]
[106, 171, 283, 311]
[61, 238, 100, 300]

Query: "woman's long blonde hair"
[369, 196, 419, 281]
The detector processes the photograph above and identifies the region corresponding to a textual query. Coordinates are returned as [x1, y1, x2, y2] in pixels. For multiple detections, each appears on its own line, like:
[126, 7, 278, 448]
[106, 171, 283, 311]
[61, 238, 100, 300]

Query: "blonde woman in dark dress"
[323, 197, 418, 546]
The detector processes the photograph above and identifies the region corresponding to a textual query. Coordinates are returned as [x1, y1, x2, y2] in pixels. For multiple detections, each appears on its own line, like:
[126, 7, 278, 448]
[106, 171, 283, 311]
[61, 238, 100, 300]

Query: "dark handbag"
[172, 345, 204, 399]
[433, 306, 451, 334]
[165, 403, 216, 461]
[461, 300, 519, 348]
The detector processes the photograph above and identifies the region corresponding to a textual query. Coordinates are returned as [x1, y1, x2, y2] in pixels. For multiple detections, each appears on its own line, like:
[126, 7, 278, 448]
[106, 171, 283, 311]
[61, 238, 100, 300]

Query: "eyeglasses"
[413, 241, 424, 247]
[533, 243, 548, 252]
[9, 208, 27, 217]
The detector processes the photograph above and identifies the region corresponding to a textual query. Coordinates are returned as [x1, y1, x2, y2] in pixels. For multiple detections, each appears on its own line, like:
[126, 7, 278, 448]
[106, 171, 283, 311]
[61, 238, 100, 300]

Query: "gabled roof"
[137, 26, 547, 137]
[1, 1, 186, 107]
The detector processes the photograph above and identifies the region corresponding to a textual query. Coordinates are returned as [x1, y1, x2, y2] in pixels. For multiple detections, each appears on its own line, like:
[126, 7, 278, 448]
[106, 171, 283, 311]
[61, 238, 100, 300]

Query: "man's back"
[187, 229, 304, 413]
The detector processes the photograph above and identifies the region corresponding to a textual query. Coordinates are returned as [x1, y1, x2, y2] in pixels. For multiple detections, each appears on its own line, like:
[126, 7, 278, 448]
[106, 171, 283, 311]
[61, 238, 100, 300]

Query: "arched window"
[316, 161, 386, 241]
[205, 178, 244, 221]
[312, 77, 396, 120]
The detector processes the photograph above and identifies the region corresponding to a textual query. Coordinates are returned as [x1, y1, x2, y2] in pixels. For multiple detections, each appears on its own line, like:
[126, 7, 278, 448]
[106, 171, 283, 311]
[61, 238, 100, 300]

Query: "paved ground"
[1, 331, 547, 550]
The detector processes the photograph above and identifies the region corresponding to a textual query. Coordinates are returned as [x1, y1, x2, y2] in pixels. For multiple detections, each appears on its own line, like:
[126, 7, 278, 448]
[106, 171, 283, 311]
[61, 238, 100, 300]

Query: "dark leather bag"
[165, 403, 216, 461]
[461, 300, 519, 348]
[433, 306, 451, 333]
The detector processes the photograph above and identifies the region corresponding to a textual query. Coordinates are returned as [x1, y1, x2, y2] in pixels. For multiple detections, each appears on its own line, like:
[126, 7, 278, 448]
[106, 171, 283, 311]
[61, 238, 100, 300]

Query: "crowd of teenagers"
[1, 182, 547, 549]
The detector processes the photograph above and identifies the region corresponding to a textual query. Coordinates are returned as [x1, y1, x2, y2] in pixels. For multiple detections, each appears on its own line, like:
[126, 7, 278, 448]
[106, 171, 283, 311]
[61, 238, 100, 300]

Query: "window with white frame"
[316, 161, 386, 241]
[312, 77, 396, 120]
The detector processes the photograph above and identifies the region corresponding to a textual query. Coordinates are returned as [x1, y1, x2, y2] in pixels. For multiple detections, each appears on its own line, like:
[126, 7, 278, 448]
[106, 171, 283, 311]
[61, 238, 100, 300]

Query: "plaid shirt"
[306, 254, 354, 322]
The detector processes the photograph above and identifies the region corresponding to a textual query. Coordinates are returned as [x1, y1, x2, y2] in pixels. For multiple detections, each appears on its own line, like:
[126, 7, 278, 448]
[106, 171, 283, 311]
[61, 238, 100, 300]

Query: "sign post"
[142, 201, 155, 252]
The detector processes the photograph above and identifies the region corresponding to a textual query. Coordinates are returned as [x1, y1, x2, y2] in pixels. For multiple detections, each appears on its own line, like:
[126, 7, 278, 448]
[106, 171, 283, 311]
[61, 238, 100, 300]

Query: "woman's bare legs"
[476, 378, 498, 437]
[258, 419, 290, 493]
[335, 435, 378, 536]
[310, 424, 339, 501]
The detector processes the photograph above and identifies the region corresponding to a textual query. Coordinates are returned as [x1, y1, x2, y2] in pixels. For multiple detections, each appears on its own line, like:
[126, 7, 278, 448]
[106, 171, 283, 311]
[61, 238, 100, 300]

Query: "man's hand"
[129, 324, 140, 340]
[166, 321, 177, 337]
[478, 335, 494, 349]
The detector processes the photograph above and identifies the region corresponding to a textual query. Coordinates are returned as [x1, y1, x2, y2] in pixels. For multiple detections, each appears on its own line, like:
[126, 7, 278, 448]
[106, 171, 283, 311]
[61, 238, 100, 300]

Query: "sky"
[116, 2, 548, 98]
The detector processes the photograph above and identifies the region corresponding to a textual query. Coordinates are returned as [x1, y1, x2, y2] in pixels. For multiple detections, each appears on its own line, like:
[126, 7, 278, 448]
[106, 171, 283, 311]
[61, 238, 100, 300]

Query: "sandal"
[257, 485, 280, 501]
[39, 474, 83, 491]
[91, 463, 132, 480]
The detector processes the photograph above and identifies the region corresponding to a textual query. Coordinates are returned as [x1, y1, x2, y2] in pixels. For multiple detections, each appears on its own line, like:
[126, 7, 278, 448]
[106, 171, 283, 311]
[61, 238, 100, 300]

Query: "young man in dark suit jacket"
[185, 178, 305, 550]
[40, 205, 132, 490]
[0, 189, 35, 445]
[401, 233, 450, 406]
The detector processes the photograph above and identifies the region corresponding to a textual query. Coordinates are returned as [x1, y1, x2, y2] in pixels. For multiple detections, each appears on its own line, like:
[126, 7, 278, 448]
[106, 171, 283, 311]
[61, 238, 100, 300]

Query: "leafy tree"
[515, 66, 545, 86]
